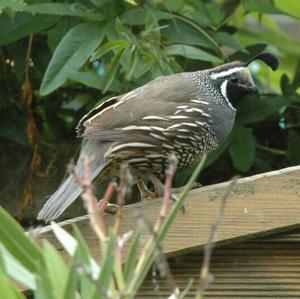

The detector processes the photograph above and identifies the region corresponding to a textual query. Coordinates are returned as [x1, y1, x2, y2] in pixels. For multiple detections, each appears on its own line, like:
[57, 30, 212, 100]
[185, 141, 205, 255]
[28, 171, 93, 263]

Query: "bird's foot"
[136, 179, 159, 200]
[98, 199, 119, 214]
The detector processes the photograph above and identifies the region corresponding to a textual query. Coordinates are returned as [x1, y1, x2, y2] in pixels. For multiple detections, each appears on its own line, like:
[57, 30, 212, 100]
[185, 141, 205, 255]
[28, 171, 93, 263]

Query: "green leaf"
[19, 3, 104, 20]
[72, 226, 98, 299]
[91, 39, 129, 61]
[229, 124, 256, 172]
[0, 266, 25, 299]
[189, 0, 224, 27]
[242, 0, 284, 14]
[68, 70, 103, 90]
[51, 222, 77, 257]
[34, 262, 55, 299]
[68, 70, 121, 92]
[40, 22, 105, 95]
[61, 256, 78, 299]
[125, 49, 139, 80]
[72, 225, 100, 279]
[162, 19, 219, 51]
[102, 49, 124, 93]
[0, 207, 43, 272]
[213, 32, 247, 52]
[165, 44, 223, 63]
[291, 59, 300, 91]
[236, 94, 285, 124]
[124, 230, 141, 281]
[0, 13, 59, 45]
[43, 241, 68, 299]
[132, 55, 153, 80]
[98, 230, 116, 289]
[274, 0, 300, 18]
[287, 130, 300, 165]
[0, 0, 26, 11]
[121, 8, 171, 25]
[0, 245, 36, 290]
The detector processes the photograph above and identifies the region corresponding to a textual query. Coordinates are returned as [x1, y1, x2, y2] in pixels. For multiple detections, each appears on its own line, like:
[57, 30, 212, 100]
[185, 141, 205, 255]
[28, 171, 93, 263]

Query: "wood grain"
[138, 230, 300, 298]
[31, 165, 300, 259]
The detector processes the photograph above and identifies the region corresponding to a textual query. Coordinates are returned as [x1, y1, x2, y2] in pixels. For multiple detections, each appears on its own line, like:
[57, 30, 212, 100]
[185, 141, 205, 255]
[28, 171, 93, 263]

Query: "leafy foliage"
[0, 0, 300, 215]
[0, 157, 206, 298]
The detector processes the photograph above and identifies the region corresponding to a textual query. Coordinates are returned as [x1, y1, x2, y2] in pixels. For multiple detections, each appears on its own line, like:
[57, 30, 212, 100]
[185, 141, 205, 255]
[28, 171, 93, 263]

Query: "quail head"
[38, 52, 279, 222]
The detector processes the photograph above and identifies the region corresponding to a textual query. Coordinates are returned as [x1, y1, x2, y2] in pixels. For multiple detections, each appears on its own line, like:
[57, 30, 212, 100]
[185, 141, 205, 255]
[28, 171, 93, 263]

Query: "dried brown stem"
[195, 176, 239, 298]
[154, 155, 178, 232]
[115, 164, 132, 235]
[72, 157, 109, 243]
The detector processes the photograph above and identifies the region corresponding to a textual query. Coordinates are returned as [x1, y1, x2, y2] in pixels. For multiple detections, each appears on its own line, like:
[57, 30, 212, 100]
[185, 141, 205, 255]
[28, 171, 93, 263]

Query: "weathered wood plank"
[138, 229, 300, 298]
[31, 165, 300, 259]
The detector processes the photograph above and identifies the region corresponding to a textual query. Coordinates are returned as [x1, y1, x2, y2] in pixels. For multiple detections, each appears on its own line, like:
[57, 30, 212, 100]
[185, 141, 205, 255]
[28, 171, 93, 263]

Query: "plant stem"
[126, 156, 207, 295]
[256, 144, 286, 156]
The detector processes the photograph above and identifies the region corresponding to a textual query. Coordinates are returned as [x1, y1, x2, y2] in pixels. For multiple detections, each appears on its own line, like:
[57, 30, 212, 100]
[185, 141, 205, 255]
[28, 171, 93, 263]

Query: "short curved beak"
[242, 83, 258, 94]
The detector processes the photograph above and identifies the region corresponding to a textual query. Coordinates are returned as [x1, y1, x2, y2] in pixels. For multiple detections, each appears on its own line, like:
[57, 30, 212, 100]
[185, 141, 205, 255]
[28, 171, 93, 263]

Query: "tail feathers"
[37, 175, 83, 222]
[37, 140, 110, 222]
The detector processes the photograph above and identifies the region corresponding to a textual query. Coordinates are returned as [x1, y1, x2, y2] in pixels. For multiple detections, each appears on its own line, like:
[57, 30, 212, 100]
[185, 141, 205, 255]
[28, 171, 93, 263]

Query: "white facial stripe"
[220, 80, 235, 110]
[210, 67, 245, 79]
[220, 80, 228, 99]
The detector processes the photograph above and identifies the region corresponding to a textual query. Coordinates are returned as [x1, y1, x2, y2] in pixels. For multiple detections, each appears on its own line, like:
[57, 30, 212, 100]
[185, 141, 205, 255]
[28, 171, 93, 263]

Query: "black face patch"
[226, 80, 253, 106]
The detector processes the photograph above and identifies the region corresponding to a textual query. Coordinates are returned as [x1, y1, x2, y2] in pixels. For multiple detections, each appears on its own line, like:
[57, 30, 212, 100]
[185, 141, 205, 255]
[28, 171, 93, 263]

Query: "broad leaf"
[121, 8, 171, 25]
[236, 94, 285, 124]
[274, 0, 300, 18]
[189, 0, 224, 27]
[229, 124, 256, 172]
[242, 0, 284, 14]
[40, 22, 105, 95]
[0, 13, 59, 45]
[162, 19, 220, 51]
[0, 0, 25, 11]
[91, 39, 129, 61]
[165, 44, 223, 63]
[213, 32, 247, 52]
[19, 3, 104, 20]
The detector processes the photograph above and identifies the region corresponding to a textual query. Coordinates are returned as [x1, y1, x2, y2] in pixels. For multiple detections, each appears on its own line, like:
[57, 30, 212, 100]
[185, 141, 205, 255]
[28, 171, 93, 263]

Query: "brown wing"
[76, 72, 207, 140]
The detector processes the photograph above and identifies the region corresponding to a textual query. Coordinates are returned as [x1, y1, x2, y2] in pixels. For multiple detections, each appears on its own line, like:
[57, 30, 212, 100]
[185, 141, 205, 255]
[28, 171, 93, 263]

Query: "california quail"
[38, 52, 279, 222]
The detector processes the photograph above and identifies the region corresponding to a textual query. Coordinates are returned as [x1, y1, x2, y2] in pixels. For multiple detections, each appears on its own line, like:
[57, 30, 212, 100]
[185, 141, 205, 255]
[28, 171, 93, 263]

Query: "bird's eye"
[230, 77, 239, 84]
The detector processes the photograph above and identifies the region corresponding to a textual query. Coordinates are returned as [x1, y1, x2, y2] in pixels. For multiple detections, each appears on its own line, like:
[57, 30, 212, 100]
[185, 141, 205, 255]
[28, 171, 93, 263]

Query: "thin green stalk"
[256, 144, 286, 156]
[126, 156, 207, 295]
[173, 14, 223, 58]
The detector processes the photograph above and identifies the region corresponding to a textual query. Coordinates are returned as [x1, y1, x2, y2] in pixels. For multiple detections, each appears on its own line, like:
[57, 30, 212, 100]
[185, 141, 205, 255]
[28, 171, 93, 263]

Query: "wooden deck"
[32, 165, 300, 258]
[138, 229, 300, 298]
